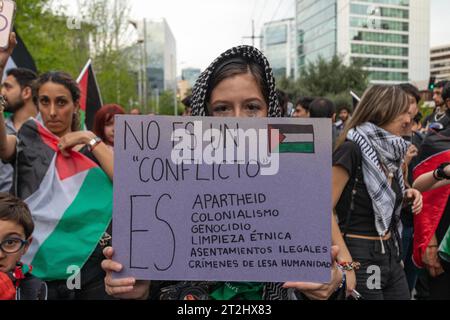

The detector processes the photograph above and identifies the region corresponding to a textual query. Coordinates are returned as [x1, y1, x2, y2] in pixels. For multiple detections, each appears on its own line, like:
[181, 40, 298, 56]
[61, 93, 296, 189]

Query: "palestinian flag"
[19, 119, 112, 281]
[440, 226, 450, 263]
[268, 124, 315, 153]
[3, 29, 37, 118]
[77, 60, 103, 131]
[412, 127, 450, 268]
[3, 29, 37, 80]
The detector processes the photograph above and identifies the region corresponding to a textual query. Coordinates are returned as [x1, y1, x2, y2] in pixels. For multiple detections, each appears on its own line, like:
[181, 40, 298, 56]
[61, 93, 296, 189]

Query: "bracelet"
[434, 163, 450, 180]
[338, 261, 361, 271]
[87, 136, 102, 152]
[427, 245, 439, 248]
[335, 266, 346, 292]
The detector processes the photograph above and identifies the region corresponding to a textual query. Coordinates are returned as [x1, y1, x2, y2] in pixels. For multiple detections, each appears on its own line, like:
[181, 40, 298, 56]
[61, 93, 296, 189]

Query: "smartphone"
[0, 0, 16, 50]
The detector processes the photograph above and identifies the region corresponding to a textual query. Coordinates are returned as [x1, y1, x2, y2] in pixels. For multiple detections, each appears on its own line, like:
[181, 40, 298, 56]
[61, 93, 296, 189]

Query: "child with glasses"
[0, 193, 46, 300]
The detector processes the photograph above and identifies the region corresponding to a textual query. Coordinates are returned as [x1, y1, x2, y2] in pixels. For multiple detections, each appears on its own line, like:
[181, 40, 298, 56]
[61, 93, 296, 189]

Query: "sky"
[62, 0, 450, 75]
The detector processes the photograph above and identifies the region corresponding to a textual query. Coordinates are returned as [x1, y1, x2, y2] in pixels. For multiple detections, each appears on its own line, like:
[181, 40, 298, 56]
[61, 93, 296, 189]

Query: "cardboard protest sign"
[113, 116, 332, 283]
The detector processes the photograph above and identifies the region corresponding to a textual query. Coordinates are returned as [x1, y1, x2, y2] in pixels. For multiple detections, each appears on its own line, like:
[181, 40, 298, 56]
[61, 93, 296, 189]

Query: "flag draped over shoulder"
[19, 119, 112, 281]
[412, 128, 450, 268]
[77, 60, 103, 131]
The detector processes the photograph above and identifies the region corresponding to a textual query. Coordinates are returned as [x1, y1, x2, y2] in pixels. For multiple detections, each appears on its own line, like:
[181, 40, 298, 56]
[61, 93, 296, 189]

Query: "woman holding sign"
[0, 34, 114, 299]
[102, 45, 345, 300]
[333, 85, 423, 300]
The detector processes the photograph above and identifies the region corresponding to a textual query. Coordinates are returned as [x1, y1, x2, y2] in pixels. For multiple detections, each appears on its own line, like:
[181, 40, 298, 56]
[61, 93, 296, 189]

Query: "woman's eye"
[39, 98, 49, 105]
[57, 99, 67, 106]
[213, 105, 229, 113]
[247, 103, 261, 111]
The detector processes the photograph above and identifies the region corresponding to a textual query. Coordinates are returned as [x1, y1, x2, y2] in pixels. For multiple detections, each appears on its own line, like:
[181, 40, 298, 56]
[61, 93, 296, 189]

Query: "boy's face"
[0, 220, 31, 273]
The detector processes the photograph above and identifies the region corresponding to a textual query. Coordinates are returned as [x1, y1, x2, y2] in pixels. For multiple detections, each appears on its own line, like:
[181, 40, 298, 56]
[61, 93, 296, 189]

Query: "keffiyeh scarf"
[347, 122, 409, 236]
[191, 45, 281, 118]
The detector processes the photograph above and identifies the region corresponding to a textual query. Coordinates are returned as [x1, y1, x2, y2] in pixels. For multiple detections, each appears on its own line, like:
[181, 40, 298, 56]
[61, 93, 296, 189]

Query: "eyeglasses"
[0, 238, 29, 254]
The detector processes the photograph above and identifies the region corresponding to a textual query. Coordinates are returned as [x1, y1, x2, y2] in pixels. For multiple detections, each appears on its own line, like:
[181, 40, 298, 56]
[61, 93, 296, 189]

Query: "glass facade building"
[143, 19, 177, 92]
[296, 0, 430, 85]
[430, 45, 450, 82]
[181, 68, 201, 88]
[297, 0, 337, 73]
[261, 18, 297, 80]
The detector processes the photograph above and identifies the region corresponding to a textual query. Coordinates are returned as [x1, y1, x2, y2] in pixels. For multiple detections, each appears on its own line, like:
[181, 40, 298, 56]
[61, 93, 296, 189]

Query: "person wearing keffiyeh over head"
[102, 45, 344, 300]
[333, 85, 423, 300]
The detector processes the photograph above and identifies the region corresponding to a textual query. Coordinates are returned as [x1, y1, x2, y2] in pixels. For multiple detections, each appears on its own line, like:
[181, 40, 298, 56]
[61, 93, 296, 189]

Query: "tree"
[77, 0, 139, 108]
[14, 0, 90, 77]
[149, 90, 183, 116]
[277, 55, 369, 105]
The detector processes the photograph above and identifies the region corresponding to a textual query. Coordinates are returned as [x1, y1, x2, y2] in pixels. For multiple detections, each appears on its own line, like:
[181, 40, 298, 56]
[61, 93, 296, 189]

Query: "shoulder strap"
[343, 142, 363, 239]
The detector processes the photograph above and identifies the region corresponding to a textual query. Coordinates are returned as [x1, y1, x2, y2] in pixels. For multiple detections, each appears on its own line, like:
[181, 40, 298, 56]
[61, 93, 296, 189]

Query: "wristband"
[434, 163, 450, 181]
[338, 261, 361, 271]
[335, 266, 346, 292]
[88, 136, 102, 152]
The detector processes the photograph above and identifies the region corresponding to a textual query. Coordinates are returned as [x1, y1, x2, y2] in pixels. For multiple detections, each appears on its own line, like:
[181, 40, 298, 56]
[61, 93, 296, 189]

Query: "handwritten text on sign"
[113, 116, 332, 283]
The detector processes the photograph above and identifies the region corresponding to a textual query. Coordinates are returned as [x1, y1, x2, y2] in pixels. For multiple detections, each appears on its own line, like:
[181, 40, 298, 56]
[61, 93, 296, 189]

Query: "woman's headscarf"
[191, 45, 281, 118]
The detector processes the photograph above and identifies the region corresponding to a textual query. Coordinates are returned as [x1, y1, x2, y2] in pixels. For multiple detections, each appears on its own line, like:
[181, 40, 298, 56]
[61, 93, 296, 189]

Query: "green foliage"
[277, 55, 368, 107]
[149, 90, 183, 116]
[14, 0, 139, 108]
[14, 0, 89, 77]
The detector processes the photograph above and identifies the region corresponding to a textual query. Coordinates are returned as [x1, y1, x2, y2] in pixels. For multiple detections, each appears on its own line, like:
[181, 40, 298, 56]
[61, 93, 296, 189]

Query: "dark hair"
[413, 112, 423, 124]
[205, 56, 269, 114]
[276, 89, 289, 117]
[436, 80, 449, 89]
[93, 104, 125, 145]
[6, 68, 38, 89]
[0, 193, 34, 239]
[442, 82, 450, 102]
[295, 96, 314, 112]
[309, 98, 336, 118]
[32, 72, 81, 132]
[336, 101, 353, 115]
[399, 83, 421, 104]
[182, 95, 192, 108]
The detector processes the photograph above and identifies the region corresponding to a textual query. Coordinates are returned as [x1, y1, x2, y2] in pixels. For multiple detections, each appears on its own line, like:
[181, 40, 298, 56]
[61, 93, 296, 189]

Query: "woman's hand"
[102, 247, 151, 300]
[405, 145, 418, 167]
[282, 246, 343, 300]
[422, 235, 445, 278]
[58, 131, 96, 157]
[345, 269, 356, 297]
[405, 188, 423, 215]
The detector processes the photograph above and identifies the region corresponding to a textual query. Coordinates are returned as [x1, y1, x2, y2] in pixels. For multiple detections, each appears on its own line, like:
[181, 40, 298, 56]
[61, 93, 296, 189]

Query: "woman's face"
[381, 106, 415, 137]
[104, 118, 115, 146]
[38, 82, 78, 137]
[208, 72, 268, 118]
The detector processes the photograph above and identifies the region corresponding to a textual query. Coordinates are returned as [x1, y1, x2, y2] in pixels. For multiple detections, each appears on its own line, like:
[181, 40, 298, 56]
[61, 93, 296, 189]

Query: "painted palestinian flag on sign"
[77, 60, 103, 130]
[19, 119, 112, 281]
[268, 124, 315, 154]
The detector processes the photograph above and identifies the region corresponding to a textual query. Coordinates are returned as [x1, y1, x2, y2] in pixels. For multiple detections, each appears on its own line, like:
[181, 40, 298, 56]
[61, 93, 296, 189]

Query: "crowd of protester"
[1, 31, 450, 301]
